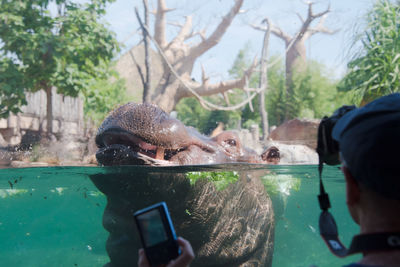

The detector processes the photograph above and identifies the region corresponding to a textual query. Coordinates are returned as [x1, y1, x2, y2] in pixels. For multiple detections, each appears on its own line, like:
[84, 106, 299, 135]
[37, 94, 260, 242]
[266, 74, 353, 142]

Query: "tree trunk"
[142, 0, 151, 103]
[284, 41, 306, 120]
[45, 85, 53, 137]
[153, 77, 181, 112]
[259, 20, 271, 141]
[256, 2, 335, 121]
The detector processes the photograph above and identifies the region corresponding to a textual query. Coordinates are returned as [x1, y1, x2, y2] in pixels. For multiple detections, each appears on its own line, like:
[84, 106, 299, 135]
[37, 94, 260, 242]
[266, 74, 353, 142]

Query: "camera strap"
[317, 157, 400, 257]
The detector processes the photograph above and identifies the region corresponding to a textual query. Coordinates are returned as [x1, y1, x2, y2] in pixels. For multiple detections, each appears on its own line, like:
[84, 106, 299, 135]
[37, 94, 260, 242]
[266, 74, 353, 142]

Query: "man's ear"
[341, 166, 361, 205]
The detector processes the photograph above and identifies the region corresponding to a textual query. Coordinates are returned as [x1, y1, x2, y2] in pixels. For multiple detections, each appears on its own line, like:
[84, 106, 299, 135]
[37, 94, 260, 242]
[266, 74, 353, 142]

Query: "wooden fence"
[0, 88, 84, 146]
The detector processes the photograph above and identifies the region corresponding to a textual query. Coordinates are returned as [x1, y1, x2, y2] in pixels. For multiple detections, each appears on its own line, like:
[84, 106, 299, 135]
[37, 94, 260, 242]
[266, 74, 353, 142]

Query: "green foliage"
[0, 0, 119, 118]
[178, 38, 346, 133]
[235, 50, 343, 127]
[338, 0, 400, 104]
[228, 42, 252, 79]
[0, 58, 27, 117]
[267, 61, 343, 125]
[82, 63, 128, 126]
[261, 174, 301, 196]
[176, 97, 241, 135]
[177, 46, 344, 134]
[186, 171, 239, 191]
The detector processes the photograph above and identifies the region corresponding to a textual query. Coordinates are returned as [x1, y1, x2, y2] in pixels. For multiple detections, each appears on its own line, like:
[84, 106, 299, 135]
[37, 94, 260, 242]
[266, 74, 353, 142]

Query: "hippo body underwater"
[90, 103, 277, 267]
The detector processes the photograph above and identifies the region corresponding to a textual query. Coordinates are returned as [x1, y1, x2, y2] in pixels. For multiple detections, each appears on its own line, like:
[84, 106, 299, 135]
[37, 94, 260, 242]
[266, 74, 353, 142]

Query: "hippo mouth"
[96, 128, 180, 166]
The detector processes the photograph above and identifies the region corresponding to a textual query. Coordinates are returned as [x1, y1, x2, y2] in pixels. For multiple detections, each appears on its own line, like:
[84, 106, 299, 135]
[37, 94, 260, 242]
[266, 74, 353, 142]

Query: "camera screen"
[137, 209, 168, 247]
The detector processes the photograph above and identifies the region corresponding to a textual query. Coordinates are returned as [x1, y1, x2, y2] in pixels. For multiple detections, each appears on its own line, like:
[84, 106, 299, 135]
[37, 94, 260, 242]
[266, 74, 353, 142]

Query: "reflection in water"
[90, 164, 275, 267]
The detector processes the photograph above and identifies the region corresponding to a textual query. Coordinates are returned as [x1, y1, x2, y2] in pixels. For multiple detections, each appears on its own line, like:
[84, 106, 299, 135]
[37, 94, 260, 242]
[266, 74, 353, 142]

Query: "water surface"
[0, 165, 360, 266]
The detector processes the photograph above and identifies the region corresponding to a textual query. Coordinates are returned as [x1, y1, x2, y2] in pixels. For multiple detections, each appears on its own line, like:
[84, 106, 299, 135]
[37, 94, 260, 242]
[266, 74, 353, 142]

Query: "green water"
[0, 165, 360, 267]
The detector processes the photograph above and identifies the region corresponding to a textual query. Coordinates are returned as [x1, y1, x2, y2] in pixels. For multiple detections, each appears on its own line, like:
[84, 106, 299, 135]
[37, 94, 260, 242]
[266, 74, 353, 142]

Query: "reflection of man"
[331, 94, 400, 266]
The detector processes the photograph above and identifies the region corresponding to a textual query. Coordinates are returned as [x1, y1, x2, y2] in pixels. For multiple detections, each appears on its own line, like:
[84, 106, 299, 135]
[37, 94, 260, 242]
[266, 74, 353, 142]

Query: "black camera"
[316, 105, 356, 166]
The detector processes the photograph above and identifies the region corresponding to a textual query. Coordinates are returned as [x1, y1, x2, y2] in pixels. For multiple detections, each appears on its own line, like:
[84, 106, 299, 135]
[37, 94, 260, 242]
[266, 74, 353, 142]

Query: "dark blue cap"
[332, 93, 400, 200]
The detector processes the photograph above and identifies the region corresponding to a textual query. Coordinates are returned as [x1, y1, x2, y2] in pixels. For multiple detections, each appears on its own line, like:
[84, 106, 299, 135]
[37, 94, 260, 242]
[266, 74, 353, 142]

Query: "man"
[331, 93, 400, 266]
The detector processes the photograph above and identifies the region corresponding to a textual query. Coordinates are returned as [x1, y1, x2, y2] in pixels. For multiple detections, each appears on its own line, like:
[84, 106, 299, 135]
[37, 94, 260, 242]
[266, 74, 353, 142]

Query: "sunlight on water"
[0, 165, 360, 267]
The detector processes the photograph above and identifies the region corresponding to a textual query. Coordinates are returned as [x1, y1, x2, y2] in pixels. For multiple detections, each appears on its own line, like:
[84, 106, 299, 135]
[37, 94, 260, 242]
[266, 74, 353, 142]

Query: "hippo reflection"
[90, 103, 277, 267]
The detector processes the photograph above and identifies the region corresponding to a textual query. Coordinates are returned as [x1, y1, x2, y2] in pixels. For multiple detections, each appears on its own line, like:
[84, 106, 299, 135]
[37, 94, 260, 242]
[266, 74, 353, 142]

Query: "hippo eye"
[225, 139, 236, 146]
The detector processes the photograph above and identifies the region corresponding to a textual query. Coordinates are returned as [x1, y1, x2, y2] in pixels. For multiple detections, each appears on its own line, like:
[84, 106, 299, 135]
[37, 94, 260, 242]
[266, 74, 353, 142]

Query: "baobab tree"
[253, 1, 337, 120]
[134, 0, 257, 113]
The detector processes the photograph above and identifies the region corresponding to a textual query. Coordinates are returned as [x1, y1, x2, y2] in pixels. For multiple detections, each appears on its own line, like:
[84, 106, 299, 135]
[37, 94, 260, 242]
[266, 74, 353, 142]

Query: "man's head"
[332, 93, 400, 201]
[332, 93, 400, 227]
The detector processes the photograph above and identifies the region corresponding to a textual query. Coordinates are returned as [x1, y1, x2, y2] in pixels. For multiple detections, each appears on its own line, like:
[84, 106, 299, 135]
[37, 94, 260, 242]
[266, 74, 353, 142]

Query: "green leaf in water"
[185, 171, 239, 191]
[261, 174, 301, 196]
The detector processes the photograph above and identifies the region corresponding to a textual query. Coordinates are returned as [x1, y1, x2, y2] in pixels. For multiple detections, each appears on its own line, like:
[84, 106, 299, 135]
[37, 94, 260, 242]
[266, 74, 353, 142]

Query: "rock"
[234, 128, 263, 154]
[0, 149, 11, 167]
[0, 118, 7, 129]
[83, 154, 97, 165]
[10, 161, 49, 168]
[268, 118, 320, 149]
[0, 133, 7, 147]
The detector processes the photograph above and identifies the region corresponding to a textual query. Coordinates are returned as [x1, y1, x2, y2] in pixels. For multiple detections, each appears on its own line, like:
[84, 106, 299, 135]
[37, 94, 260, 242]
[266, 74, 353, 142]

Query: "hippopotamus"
[95, 102, 279, 166]
[90, 102, 277, 267]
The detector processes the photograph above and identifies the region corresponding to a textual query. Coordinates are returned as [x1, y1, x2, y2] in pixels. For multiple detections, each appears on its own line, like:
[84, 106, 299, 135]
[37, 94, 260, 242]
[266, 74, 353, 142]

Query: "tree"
[83, 62, 128, 126]
[338, 0, 400, 105]
[258, 18, 271, 140]
[252, 2, 337, 120]
[134, 0, 152, 104]
[266, 60, 342, 125]
[228, 47, 343, 127]
[133, 0, 256, 113]
[0, 0, 119, 136]
[176, 97, 241, 135]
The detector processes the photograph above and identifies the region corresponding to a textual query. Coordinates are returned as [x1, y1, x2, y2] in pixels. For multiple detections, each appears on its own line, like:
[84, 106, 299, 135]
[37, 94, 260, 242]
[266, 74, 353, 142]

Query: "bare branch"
[154, 0, 175, 48]
[311, 3, 331, 19]
[294, 2, 331, 43]
[145, 9, 260, 112]
[193, 57, 257, 97]
[258, 18, 271, 139]
[170, 15, 193, 45]
[129, 50, 146, 89]
[168, 21, 183, 27]
[270, 24, 292, 43]
[135, 4, 152, 103]
[251, 23, 267, 32]
[296, 12, 305, 23]
[189, 0, 244, 59]
[252, 20, 291, 44]
[245, 76, 254, 112]
[201, 64, 209, 86]
[198, 29, 207, 41]
[306, 14, 339, 37]
[222, 92, 230, 105]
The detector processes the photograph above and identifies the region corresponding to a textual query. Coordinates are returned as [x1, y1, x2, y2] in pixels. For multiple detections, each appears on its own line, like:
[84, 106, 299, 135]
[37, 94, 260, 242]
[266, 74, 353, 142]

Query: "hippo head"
[95, 102, 279, 166]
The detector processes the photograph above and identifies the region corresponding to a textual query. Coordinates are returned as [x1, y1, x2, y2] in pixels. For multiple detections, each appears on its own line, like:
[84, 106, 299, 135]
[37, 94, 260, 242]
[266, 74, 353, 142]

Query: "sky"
[103, 0, 377, 82]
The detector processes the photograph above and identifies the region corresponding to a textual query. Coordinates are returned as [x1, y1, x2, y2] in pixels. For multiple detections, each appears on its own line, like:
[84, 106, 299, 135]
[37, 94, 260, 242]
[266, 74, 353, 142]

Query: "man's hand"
[138, 237, 195, 267]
